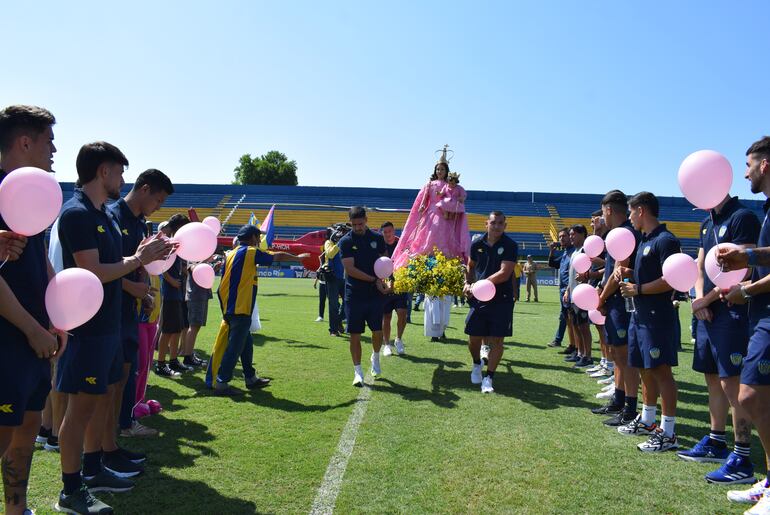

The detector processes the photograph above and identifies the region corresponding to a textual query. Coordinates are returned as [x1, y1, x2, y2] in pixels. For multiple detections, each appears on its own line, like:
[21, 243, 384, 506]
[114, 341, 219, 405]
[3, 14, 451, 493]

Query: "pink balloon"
[572, 253, 591, 274]
[202, 216, 221, 234]
[472, 279, 496, 302]
[583, 235, 605, 258]
[705, 243, 747, 290]
[662, 253, 699, 292]
[374, 256, 394, 279]
[0, 167, 62, 236]
[678, 150, 733, 210]
[174, 222, 217, 262]
[146, 399, 162, 415]
[45, 268, 103, 331]
[133, 403, 150, 419]
[605, 227, 636, 261]
[588, 309, 606, 325]
[572, 283, 599, 311]
[192, 263, 215, 289]
[144, 249, 177, 276]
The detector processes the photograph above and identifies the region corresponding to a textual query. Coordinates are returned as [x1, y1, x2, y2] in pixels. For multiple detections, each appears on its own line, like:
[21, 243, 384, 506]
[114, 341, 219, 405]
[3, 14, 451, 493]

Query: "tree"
[233, 151, 298, 185]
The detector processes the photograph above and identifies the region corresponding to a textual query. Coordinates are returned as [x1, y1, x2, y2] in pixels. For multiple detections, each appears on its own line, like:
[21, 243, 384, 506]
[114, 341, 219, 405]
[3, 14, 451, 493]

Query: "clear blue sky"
[4, 1, 768, 199]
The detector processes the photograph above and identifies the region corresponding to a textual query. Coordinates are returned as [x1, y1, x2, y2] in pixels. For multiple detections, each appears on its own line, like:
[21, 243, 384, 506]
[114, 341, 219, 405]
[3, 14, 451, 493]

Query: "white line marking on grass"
[309, 377, 372, 515]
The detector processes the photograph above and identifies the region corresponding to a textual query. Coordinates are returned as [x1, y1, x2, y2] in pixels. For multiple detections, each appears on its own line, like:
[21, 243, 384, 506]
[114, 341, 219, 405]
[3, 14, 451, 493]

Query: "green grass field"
[25, 279, 761, 514]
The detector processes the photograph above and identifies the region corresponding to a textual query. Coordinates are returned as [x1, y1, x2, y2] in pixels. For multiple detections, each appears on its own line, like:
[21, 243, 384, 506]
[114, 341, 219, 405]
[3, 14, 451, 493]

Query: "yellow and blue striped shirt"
[217, 244, 274, 316]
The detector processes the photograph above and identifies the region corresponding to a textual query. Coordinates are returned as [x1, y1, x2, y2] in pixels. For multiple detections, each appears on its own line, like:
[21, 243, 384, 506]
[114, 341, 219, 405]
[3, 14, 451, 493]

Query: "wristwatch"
[740, 285, 753, 300]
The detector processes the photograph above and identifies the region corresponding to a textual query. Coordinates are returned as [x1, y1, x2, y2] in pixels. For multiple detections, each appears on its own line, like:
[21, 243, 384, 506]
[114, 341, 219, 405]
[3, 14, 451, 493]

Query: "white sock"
[641, 404, 657, 426]
[354, 364, 363, 377]
[372, 352, 380, 363]
[661, 415, 676, 437]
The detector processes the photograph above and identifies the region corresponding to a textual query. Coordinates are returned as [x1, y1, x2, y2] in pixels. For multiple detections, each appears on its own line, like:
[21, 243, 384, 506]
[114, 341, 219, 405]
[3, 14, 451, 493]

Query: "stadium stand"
[58, 183, 766, 258]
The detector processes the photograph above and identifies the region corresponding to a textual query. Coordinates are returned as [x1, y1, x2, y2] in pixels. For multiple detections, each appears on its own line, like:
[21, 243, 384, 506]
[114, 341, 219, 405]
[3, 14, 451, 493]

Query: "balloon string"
[0, 256, 7, 271]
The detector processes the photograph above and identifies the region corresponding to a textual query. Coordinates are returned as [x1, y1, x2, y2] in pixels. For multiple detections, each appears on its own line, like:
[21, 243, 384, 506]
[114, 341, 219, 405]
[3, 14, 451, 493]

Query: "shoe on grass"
[117, 447, 146, 464]
[382, 344, 393, 357]
[36, 426, 51, 444]
[55, 485, 113, 514]
[395, 338, 405, 355]
[352, 372, 364, 387]
[83, 469, 135, 493]
[705, 452, 755, 485]
[546, 340, 562, 348]
[245, 376, 271, 389]
[314, 316, 324, 322]
[618, 414, 656, 436]
[155, 363, 180, 378]
[598, 374, 615, 385]
[727, 478, 768, 504]
[471, 363, 483, 385]
[44, 435, 60, 452]
[638, 429, 678, 453]
[481, 376, 494, 394]
[676, 435, 729, 464]
[102, 452, 144, 478]
[604, 410, 637, 427]
[591, 402, 622, 415]
[119, 420, 159, 438]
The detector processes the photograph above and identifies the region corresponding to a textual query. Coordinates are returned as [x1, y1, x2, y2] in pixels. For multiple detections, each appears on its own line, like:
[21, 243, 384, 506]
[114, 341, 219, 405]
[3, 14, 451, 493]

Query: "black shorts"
[605, 296, 630, 347]
[464, 301, 514, 338]
[569, 305, 589, 326]
[122, 336, 139, 366]
[383, 294, 408, 314]
[0, 348, 51, 426]
[161, 299, 189, 333]
[56, 333, 123, 395]
[345, 294, 384, 334]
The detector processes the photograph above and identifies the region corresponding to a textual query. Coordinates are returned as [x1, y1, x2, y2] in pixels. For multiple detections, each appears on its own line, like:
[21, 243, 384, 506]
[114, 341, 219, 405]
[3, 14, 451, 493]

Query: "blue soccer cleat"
[677, 435, 730, 463]
[706, 452, 756, 485]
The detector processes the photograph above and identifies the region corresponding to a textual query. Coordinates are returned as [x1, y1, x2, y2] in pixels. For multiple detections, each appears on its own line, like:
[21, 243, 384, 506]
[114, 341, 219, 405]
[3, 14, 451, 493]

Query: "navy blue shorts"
[382, 294, 408, 314]
[464, 301, 514, 338]
[693, 305, 749, 378]
[605, 297, 630, 347]
[122, 335, 139, 366]
[345, 294, 384, 334]
[569, 305, 589, 326]
[628, 318, 678, 369]
[741, 318, 770, 386]
[0, 346, 51, 426]
[56, 333, 123, 394]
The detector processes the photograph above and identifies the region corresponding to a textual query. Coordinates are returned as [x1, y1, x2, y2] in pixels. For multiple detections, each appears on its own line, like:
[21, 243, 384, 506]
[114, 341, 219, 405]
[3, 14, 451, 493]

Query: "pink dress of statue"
[392, 177, 471, 269]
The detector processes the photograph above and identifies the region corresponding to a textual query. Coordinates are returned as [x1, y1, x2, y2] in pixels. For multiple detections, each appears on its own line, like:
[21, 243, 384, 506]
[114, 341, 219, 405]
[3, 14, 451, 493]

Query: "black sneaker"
[546, 340, 562, 348]
[117, 447, 146, 464]
[44, 434, 60, 452]
[102, 452, 144, 478]
[169, 359, 193, 373]
[573, 356, 594, 368]
[55, 485, 113, 514]
[564, 352, 580, 362]
[155, 362, 180, 378]
[36, 426, 51, 444]
[83, 470, 135, 493]
[603, 410, 638, 427]
[192, 352, 208, 367]
[558, 345, 576, 355]
[245, 376, 271, 389]
[591, 402, 622, 415]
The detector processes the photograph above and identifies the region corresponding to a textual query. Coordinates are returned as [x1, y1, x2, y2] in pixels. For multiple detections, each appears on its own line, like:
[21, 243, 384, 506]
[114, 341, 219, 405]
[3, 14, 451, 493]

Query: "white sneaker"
[480, 345, 490, 363]
[481, 376, 494, 393]
[585, 364, 604, 374]
[382, 344, 393, 357]
[637, 429, 678, 453]
[590, 367, 612, 378]
[746, 494, 770, 515]
[315, 316, 323, 322]
[352, 373, 364, 387]
[601, 383, 615, 392]
[471, 363, 483, 384]
[598, 374, 615, 385]
[596, 386, 615, 399]
[728, 479, 769, 504]
[370, 354, 382, 377]
[394, 338, 405, 355]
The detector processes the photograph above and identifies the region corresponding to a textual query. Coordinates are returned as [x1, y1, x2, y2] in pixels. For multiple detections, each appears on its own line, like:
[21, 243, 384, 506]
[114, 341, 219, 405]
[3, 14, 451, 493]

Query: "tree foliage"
[233, 151, 298, 185]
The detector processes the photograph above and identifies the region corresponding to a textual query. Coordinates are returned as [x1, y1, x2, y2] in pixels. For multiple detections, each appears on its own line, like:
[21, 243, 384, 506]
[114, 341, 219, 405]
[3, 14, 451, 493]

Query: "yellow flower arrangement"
[393, 247, 465, 297]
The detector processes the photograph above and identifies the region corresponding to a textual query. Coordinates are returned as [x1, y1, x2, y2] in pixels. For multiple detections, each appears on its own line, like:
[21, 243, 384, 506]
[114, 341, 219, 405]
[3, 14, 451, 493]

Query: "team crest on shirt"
[758, 360, 770, 376]
[370, 241, 377, 249]
[643, 246, 651, 256]
[97, 225, 105, 233]
[497, 247, 504, 255]
[730, 353, 743, 367]
[617, 329, 627, 339]
[719, 225, 727, 238]
[649, 347, 661, 359]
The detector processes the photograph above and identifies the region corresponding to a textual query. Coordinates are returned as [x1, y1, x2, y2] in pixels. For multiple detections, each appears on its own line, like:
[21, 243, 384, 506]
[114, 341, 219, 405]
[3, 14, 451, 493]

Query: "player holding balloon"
[463, 211, 517, 394]
[677, 193, 760, 483]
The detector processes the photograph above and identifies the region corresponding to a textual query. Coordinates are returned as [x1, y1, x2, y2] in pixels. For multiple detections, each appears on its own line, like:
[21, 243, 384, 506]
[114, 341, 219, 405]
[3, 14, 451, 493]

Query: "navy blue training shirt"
[633, 223, 681, 311]
[470, 233, 518, 304]
[161, 257, 185, 301]
[338, 228, 386, 294]
[58, 189, 123, 336]
[0, 170, 50, 357]
[549, 245, 575, 291]
[109, 198, 146, 339]
[750, 200, 770, 323]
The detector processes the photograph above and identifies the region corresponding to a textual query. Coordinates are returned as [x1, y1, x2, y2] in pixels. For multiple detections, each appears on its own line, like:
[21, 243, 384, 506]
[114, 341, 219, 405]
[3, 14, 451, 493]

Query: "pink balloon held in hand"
[0, 166, 62, 236]
[374, 257, 394, 279]
[588, 309, 606, 325]
[572, 283, 599, 311]
[605, 227, 636, 261]
[662, 253, 699, 292]
[144, 249, 178, 276]
[572, 253, 591, 274]
[174, 222, 217, 262]
[192, 263, 215, 289]
[705, 243, 747, 290]
[583, 235, 605, 258]
[472, 279, 496, 302]
[45, 268, 104, 331]
[202, 216, 221, 234]
[678, 150, 733, 210]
